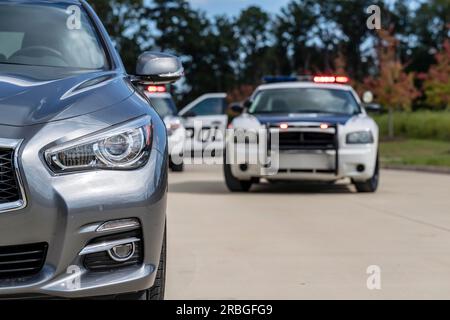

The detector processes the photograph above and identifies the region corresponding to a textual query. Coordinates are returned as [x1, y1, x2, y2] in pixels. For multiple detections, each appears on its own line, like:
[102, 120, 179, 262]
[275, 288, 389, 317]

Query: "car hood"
[0, 65, 134, 126]
[254, 113, 354, 126]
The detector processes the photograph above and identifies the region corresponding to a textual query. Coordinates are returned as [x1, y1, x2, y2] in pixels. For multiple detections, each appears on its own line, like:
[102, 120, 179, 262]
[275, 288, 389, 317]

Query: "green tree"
[89, 0, 145, 72]
[409, 0, 450, 73]
[273, 0, 319, 74]
[236, 6, 272, 83]
[422, 39, 450, 109]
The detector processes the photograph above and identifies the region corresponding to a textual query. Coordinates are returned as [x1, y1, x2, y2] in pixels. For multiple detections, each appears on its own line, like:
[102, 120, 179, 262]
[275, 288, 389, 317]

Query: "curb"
[382, 164, 450, 175]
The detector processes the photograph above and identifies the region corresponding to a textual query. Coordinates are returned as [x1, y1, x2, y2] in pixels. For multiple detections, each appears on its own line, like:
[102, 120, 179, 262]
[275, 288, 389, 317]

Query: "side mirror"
[134, 52, 183, 85]
[362, 91, 374, 104]
[181, 110, 196, 118]
[243, 99, 253, 109]
[364, 103, 382, 113]
[229, 103, 244, 115]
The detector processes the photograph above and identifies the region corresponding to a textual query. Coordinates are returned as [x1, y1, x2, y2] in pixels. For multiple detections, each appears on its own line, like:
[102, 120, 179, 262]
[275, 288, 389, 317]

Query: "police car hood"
[254, 113, 354, 126]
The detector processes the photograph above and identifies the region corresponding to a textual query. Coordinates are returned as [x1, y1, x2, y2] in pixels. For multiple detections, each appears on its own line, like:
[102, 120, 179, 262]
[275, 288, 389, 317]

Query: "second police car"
[143, 85, 186, 172]
[225, 75, 380, 193]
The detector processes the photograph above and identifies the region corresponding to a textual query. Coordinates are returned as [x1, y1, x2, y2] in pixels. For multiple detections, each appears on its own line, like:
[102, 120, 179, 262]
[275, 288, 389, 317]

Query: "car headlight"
[346, 131, 374, 144]
[45, 116, 152, 174]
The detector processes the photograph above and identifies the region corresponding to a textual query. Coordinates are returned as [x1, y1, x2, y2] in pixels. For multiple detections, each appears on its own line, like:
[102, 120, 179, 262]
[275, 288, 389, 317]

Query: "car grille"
[0, 243, 48, 279]
[0, 148, 21, 205]
[278, 131, 336, 150]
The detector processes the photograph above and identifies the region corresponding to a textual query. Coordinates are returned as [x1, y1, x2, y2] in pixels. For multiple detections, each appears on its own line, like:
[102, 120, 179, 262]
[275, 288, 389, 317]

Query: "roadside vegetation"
[379, 139, 450, 168]
[373, 112, 450, 169]
[374, 112, 450, 141]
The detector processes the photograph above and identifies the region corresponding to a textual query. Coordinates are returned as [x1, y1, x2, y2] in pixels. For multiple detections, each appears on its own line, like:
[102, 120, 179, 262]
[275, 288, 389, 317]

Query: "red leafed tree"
[421, 39, 450, 109]
[227, 84, 257, 105]
[363, 28, 420, 138]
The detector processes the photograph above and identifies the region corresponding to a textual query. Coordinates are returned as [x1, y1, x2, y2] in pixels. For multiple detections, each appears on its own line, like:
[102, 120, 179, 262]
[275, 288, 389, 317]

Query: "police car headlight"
[346, 131, 374, 144]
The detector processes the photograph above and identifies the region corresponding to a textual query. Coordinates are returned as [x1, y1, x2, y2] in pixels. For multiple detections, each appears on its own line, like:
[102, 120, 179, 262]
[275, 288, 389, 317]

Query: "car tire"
[170, 160, 184, 172]
[224, 163, 253, 192]
[117, 227, 167, 300]
[353, 156, 380, 193]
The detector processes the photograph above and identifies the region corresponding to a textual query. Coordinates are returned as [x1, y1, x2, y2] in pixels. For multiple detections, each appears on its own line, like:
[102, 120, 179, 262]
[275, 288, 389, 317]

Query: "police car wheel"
[353, 157, 379, 193]
[224, 163, 253, 192]
[170, 161, 184, 172]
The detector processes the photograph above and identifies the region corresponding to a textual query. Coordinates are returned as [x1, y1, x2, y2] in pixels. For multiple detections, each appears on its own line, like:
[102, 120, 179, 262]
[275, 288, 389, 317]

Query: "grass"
[379, 139, 450, 168]
[373, 111, 450, 141]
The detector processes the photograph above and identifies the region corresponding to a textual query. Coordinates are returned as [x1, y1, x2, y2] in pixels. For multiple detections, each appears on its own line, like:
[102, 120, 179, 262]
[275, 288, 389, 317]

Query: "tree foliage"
[363, 28, 420, 111]
[422, 40, 450, 109]
[89, 0, 449, 109]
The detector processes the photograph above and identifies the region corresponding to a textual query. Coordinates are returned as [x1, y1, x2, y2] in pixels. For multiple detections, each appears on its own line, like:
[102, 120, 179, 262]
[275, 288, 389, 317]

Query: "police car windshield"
[249, 88, 361, 115]
[0, 3, 107, 70]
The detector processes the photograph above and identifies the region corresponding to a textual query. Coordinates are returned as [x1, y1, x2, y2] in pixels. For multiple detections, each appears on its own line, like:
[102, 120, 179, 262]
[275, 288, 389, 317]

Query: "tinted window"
[189, 98, 225, 116]
[149, 97, 178, 117]
[249, 88, 361, 115]
[0, 3, 107, 69]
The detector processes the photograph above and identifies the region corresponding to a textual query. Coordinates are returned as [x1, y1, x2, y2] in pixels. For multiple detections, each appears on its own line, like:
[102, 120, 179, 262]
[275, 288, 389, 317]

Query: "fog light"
[239, 164, 249, 172]
[357, 164, 365, 173]
[108, 243, 136, 262]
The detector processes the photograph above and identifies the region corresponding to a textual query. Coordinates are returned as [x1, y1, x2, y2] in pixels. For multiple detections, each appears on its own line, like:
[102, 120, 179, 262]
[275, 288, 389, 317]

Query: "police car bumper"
[229, 145, 377, 182]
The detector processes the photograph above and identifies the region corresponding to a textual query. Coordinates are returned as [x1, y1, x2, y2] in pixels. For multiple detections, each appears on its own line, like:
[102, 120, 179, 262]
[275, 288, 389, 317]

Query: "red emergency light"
[147, 85, 167, 93]
[313, 75, 349, 84]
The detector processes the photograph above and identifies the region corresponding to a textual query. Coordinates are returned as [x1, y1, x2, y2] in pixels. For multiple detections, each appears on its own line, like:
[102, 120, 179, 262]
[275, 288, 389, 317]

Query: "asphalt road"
[166, 165, 450, 299]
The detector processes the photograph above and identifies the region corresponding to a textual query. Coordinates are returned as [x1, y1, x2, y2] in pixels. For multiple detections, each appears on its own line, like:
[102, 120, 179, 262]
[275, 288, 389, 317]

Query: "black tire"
[170, 160, 184, 172]
[147, 228, 167, 300]
[353, 156, 380, 193]
[224, 163, 253, 192]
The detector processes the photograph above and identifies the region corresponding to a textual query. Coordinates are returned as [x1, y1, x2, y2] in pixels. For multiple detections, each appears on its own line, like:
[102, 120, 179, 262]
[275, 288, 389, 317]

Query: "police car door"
[179, 93, 228, 157]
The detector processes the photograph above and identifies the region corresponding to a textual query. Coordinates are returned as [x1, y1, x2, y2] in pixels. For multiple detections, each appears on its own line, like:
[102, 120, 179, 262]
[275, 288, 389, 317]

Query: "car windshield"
[149, 97, 178, 118]
[249, 88, 361, 115]
[0, 2, 107, 70]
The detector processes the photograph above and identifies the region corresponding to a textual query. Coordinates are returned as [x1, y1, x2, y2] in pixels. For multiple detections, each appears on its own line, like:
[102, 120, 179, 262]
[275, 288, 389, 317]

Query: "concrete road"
[166, 165, 450, 299]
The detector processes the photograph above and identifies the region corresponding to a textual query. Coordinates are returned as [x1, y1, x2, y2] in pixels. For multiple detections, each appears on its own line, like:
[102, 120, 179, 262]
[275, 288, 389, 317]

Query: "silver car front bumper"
[0, 112, 168, 298]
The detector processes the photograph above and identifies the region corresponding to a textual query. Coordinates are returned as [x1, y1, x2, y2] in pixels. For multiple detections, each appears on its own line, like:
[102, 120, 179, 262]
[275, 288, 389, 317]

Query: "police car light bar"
[263, 76, 299, 83]
[147, 85, 167, 93]
[263, 75, 349, 84]
[313, 75, 349, 84]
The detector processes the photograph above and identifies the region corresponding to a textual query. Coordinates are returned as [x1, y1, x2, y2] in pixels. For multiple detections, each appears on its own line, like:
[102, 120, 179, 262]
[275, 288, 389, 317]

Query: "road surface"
[166, 165, 450, 299]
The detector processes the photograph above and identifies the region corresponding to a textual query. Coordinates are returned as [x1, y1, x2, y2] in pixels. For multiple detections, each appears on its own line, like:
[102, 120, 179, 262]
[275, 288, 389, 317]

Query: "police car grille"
[0, 148, 21, 205]
[278, 132, 336, 150]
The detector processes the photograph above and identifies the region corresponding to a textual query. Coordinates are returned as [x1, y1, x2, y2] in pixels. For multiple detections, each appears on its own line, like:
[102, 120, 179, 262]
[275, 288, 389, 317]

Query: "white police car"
[144, 85, 186, 171]
[225, 76, 379, 193]
[178, 93, 228, 157]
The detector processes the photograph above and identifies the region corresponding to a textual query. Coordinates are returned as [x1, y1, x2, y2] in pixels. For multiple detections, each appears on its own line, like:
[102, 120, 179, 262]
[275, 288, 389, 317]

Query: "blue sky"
[188, 0, 291, 17]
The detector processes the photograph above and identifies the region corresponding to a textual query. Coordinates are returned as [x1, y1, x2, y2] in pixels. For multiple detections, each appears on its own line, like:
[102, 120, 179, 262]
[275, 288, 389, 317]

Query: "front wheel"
[223, 163, 254, 192]
[170, 160, 184, 172]
[120, 228, 167, 300]
[353, 156, 380, 193]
